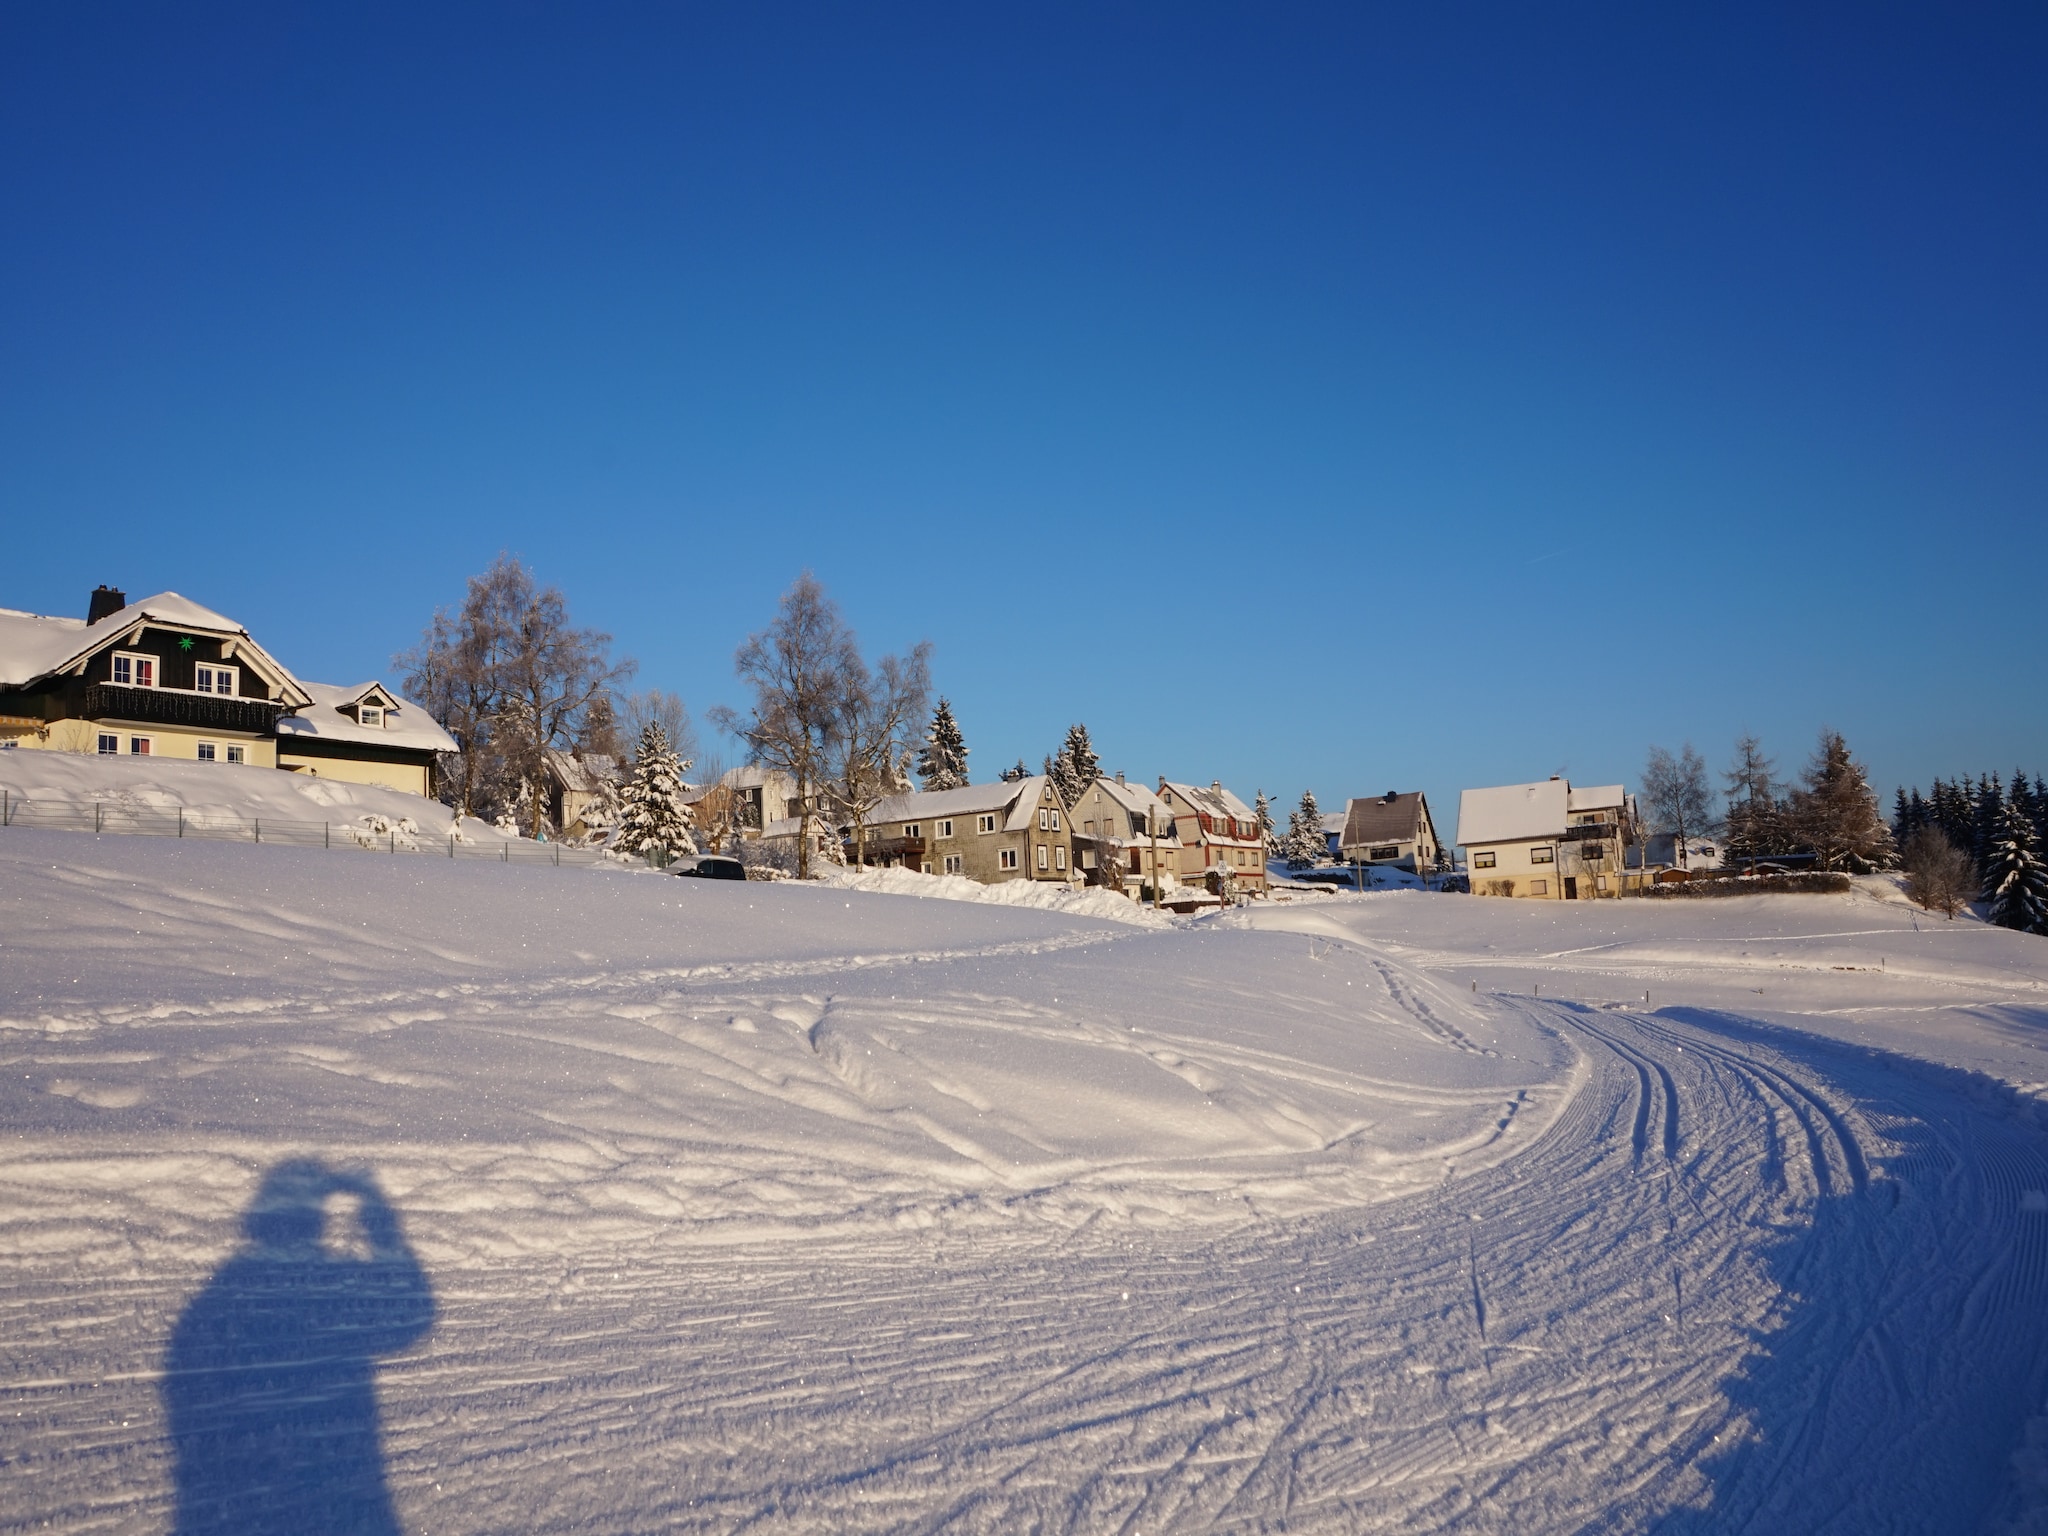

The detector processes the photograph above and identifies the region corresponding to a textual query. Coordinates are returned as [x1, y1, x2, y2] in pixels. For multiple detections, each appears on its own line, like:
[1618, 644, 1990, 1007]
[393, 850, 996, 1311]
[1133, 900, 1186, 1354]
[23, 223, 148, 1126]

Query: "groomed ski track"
[10, 988, 2047, 1532]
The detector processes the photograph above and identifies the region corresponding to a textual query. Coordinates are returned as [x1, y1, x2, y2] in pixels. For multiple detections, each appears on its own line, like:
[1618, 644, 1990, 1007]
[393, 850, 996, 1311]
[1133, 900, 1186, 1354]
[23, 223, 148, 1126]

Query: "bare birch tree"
[708, 572, 859, 880]
[836, 642, 932, 867]
[1642, 742, 1715, 869]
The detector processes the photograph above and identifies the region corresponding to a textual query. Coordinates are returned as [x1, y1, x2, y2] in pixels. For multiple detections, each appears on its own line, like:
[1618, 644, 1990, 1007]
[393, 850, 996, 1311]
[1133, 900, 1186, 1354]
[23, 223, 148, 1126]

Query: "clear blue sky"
[5, 4, 2043, 822]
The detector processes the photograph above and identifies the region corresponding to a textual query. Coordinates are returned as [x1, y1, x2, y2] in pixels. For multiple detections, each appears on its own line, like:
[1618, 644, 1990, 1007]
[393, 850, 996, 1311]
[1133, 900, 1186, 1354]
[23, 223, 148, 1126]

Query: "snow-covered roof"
[0, 591, 309, 704]
[1070, 775, 1177, 843]
[545, 749, 618, 793]
[1161, 779, 1254, 820]
[1567, 784, 1627, 814]
[275, 681, 457, 754]
[1457, 779, 1569, 846]
[866, 775, 1055, 831]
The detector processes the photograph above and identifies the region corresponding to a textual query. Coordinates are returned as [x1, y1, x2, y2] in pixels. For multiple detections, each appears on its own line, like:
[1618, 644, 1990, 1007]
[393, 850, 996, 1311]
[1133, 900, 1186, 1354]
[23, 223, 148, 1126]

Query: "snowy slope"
[5, 834, 2048, 1532]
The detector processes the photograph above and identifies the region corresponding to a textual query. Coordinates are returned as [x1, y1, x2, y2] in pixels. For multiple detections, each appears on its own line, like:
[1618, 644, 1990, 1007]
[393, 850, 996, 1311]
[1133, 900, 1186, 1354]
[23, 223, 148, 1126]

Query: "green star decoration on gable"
[177, 636, 194, 651]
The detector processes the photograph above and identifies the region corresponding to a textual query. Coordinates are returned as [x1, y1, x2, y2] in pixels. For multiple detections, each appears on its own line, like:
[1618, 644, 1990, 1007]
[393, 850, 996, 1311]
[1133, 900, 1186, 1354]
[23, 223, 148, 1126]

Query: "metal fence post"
[324, 822, 330, 849]
[554, 846, 560, 867]
[178, 808, 184, 838]
[449, 832, 456, 859]
[96, 803, 103, 834]
[390, 830, 396, 854]
[254, 817, 261, 844]
[502, 840, 508, 863]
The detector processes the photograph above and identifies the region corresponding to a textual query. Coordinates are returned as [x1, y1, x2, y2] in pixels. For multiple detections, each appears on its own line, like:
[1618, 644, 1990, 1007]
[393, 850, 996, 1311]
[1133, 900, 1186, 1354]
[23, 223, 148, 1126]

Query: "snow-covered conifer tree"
[1284, 790, 1323, 870]
[917, 698, 970, 791]
[1984, 796, 2048, 935]
[1053, 724, 1100, 804]
[1791, 730, 1896, 872]
[1254, 791, 1278, 855]
[614, 723, 697, 861]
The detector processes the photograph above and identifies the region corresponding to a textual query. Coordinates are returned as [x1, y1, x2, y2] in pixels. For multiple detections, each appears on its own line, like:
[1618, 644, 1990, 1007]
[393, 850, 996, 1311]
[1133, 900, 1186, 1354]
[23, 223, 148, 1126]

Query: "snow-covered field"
[4, 829, 2048, 1531]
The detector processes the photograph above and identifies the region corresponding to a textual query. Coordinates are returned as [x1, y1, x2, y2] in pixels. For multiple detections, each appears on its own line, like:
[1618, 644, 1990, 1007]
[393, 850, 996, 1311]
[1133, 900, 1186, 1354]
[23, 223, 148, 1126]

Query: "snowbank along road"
[3, 832, 2048, 1532]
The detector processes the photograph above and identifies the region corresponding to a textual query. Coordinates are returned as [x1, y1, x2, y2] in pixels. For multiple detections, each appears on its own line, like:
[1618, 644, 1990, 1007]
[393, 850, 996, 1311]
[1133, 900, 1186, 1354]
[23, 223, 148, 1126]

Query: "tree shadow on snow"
[161, 1159, 434, 1536]
[1641, 1005, 2048, 1534]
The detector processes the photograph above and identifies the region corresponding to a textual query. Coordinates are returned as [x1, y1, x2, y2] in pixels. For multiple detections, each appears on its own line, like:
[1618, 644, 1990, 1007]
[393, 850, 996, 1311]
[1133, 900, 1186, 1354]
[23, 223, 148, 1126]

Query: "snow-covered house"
[1338, 791, 1443, 874]
[541, 749, 620, 841]
[858, 776, 1075, 885]
[1158, 779, 1268, 895]
[0, 587, 454, 795]
[1069, 773, 1180, 897]
[1456, 777, 1639, 899]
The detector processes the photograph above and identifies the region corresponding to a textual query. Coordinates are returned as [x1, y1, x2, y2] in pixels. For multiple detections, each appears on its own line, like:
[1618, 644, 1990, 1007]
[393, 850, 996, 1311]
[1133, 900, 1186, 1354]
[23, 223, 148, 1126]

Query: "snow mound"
[817, 864, 1177, 928]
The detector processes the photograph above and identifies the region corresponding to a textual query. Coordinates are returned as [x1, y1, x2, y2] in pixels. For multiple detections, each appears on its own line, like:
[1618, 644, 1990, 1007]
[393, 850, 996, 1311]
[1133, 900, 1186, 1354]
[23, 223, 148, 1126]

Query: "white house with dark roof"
[0, 586, 453, 795]
[1338, 791, 1442, 874]
[1456, 777, 1638, 899]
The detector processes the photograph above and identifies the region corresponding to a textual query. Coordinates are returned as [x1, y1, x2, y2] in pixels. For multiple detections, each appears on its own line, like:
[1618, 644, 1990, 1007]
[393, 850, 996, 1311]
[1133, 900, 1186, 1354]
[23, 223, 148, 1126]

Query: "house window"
[1531, 846, 1555, 865]
[1037, 844, 1049, 870]
[1038, 808, 1050, 830]
[1473, 850, 1497, 869]
[944, 854, 963, 875]
[97, 733, 118, 755]
[1050, 810, 1060, 831]
[904, 823, 921, 839]
[225, 745, 245, 764]
[1370, 845, 1399, 860]
[1083, 819, 1094, 834]
[1081, 849, 1096, 869]
[1530, 878, 1549, 896]
[111, 652, 156, 688]
[1596, 875, 1610, 892]
[938, 819, 953, 838]
[977, 814, 997, 834]
[194, 665, 238, 696]
[999, 848, 1019, 870]
[1055, 846, 1067, 871]
[358, 706, 384, 728]
[129, 736, 151, 755]
[197, 742, 217, 761]
[920, 861, 931, 874]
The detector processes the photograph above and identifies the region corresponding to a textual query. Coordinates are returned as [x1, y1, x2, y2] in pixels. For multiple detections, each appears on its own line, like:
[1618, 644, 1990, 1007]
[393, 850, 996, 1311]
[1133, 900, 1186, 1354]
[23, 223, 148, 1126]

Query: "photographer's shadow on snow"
[162, 1158, 435, 1536]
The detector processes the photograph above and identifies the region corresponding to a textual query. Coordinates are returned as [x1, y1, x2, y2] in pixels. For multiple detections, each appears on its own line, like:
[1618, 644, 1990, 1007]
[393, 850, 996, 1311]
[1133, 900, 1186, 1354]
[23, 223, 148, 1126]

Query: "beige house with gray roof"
[860, 775, 1075, 885]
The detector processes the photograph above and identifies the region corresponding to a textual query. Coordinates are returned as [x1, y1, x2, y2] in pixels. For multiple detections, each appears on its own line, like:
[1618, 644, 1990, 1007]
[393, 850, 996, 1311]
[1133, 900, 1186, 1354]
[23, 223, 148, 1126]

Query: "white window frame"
[97, 732, 119, 755]
[999, 848, 1019, 870]
[129, 735, 152, 755]
[1050, 810, 1061, 831]
[943, 854, 962, 875]
[111, 651, 157, 688]
[225, 744, 246, 764]
[977, 814, 996, 834]
[358, 705, 384, 729]
[197, 741, 217, 761]
[1530, 846, 1555, 865]
[1054, 845, 1067, 871]
[1037, 844, 1049, 870]
[938, 819, 953, 838]
[194, 664, 238, 696]
[1038, 808, 1050, 830]
[1474, 850, 1497, 869]
[904, 822, 921, 839]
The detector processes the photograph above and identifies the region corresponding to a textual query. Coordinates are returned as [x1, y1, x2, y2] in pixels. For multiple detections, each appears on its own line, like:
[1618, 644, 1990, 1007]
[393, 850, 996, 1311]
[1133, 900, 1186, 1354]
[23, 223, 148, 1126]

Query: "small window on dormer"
[111, 652, 155, 688]
[358, 705, 384, 729]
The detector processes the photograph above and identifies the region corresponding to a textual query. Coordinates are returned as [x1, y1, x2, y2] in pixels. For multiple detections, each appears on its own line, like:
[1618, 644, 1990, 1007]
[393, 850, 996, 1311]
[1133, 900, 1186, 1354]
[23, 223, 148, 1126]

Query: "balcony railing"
[81, 683, 289, 735]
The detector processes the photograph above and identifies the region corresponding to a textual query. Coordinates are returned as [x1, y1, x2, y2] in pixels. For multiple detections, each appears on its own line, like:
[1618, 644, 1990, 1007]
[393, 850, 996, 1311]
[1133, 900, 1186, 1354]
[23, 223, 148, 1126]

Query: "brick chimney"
[87, 586, 126, 623]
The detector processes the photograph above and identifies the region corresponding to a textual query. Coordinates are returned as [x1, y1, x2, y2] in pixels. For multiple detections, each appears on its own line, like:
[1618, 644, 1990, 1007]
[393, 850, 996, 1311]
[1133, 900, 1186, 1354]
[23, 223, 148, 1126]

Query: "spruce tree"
[1792, 730, 1896, 872]
[1984, 795, 2048, 935]
[614, 723, 697, 861]
[916, 697, 970, 791]
[1049, 723, 1100, 805]
[1284, 790, 1323, 870]
[1254, 790, 1278, 855]
[1000, 758, 1030, 783]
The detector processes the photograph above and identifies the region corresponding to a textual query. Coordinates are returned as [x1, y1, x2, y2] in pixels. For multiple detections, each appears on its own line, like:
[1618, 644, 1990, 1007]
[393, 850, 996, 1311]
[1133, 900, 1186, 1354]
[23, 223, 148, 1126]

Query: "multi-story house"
[1338, 791, 1443, 874]
[1068, 773, 1179, 898]
[0, 587, 452, 794]
[860, 775, 1074, 884]
[1158, 779, 1268, 895]
[1456, 777, 1638, 899]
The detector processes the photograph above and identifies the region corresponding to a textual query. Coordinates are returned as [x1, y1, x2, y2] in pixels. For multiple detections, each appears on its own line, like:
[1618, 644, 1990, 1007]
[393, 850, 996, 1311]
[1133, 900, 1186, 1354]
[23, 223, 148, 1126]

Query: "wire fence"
[0, 788, 617, 866]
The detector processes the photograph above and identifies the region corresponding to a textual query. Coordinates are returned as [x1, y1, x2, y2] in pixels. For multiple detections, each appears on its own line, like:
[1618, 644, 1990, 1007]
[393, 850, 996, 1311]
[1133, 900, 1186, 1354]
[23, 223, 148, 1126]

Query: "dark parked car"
[672, 854, 747, 881]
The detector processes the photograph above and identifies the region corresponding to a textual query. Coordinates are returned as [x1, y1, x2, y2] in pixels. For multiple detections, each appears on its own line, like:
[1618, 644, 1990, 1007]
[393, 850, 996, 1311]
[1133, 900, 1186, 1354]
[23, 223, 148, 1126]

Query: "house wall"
[21, 716, 279, 767]
[1466, 834, 1628, 898]
[1069, 781, 1176, 895]
[278, 752, 428, 795]
[884, 782, 1075, 885]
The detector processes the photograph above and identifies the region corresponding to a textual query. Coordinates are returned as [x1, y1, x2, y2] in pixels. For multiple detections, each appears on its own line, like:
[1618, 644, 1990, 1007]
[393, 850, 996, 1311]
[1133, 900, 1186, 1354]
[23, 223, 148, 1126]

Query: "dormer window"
[358, 705, 384, 729]
[111, 652, 156, 688]
[194, 665, 237, 696]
